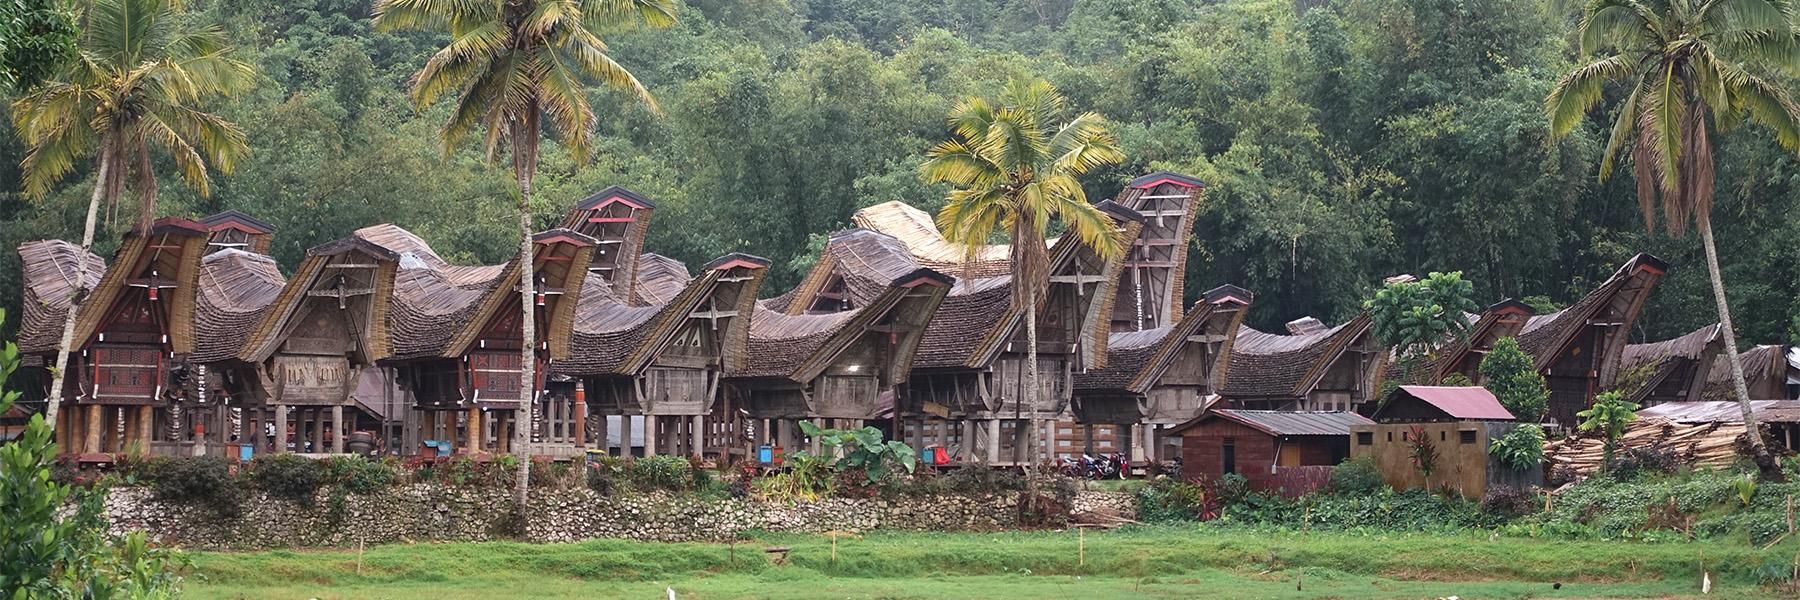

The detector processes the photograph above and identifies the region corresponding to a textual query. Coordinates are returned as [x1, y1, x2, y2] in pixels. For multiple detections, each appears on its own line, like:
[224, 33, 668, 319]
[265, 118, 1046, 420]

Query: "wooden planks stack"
[1543, 417, 1748, 476]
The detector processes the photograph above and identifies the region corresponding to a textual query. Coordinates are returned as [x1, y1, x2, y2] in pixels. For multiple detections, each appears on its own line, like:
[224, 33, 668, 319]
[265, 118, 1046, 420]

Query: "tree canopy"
[2, 0, 1798, 348]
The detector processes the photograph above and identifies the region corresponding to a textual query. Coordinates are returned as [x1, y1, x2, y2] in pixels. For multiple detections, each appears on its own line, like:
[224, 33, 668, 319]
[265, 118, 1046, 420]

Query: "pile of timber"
[1543, 417, 1747, 477]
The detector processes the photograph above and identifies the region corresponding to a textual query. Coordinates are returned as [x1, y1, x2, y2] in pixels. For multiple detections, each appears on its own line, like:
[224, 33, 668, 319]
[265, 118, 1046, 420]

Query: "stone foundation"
[102, 486, 1136, 550]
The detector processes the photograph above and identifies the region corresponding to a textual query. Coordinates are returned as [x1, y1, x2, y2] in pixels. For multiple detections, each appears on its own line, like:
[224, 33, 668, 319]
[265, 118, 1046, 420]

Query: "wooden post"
[573, 399, 587, 448]
[986, 418, 1001, 464]
[331, 405, 345, 454]
[84, 404, 101, 455]
[312, 408, 326, 454]
[1078, 526, 1085, 566]
[466, 407, 482, 454]
[644, 415, 658, 457]
[135, 405, 153, 456]
[272, 404, 288, 453]
[693, 414, 706, 458]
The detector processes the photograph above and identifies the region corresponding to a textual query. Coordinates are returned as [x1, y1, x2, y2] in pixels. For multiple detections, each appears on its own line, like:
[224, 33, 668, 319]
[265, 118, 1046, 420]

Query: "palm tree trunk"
[512, 116, 538, 521]
[1696, 215, 1763, 451]
[1023, 295, 1040, 517]
[45, 142, 113, 437]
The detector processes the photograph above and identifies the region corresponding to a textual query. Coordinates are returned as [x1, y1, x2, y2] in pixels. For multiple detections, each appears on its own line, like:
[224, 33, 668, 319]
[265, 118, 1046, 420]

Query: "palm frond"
[1042, 174, 1126, 260]
[1699, 0, 1790, 35]
[373, 0, 495, 32]
[136, 112, 211, 195]
[1546, 55, 1635, 137]
[945, 97, 997, 147]
[922, 139, 1003, 187]
[1726, 70, 1800, 149]
[1048, 112, 1124, 176]
[152, 103, 249, 174]
[1600, 74, 1649, 179]
[566, 28, 660, 113]
[1579, 0, 1660, 55]
[584, 0, 679, 29]
[539, 52, 598, 163]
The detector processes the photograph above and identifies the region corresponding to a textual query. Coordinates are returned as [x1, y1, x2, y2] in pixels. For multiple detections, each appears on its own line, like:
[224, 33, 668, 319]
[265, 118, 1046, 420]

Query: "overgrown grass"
[183, 527, 1798, 599]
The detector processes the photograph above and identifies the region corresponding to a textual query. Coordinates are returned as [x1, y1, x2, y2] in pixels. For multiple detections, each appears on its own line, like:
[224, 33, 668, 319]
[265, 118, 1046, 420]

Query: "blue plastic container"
[757, 445, 774, 464]
[238, 444, 254, 462]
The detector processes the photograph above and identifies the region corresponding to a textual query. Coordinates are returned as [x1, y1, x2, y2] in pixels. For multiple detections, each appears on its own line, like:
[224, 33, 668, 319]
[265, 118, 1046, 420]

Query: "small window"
[1460, 430, 1477, 444]
[1439, 431, 1447, 442]
[1356, 432, 1373, 446]
[1387, 431, 1393, 442]
[1222, 439, 1237, 475]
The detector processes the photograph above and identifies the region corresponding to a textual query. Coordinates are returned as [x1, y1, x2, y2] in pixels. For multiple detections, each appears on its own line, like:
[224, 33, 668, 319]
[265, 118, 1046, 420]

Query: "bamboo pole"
[1078, 527, 1085, 566]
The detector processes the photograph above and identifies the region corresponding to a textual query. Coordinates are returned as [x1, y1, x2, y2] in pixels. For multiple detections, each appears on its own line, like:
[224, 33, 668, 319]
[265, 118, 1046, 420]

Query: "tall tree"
[374, 0, 674, 511]
[922, 78, 1126, 481]
[11, 0, 253, 428]
[1545, 0, 1800, 453]
[0, 0, 78, 92]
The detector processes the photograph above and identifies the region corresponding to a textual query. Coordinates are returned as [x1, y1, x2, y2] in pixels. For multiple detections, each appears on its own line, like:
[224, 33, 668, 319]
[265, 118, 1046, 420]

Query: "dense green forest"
[1, 0, 1796, 345]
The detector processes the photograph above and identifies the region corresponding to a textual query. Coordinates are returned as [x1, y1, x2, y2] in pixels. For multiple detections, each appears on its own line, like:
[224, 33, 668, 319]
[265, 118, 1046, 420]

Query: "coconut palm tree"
[373, 0, 674, 509]
[11, 0, 254, 428]
[922, 78, 1127, 477]
[1545, 0, 1800, 453]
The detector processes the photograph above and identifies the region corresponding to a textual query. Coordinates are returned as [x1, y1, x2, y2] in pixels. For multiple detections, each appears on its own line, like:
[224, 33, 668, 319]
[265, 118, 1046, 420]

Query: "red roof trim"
[1129, 177, 1199, 190]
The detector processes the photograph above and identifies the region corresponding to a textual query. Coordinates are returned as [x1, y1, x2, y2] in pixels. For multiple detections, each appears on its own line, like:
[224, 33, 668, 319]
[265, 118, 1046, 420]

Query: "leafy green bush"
[797, 421, 917, 483]
[1527, 468, 1800, 543]
[146, 456, 241, 510]
[627, 456, 693, 492]
[1221, 488, 1499, 532]
[1488, 424, 1545, 470]
[1480, 337, 1549, 422]
[248, 454, 326, 505]
[322, 455, 395, 494]
[1212, 473, 1250, 503]
[1136, 478, 1212, 523]
[1329, 457, 1384, 494]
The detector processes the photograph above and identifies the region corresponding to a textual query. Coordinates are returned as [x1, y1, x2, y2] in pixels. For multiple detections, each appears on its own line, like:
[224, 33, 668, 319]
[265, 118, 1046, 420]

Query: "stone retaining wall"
[103, 486, 1138, 550]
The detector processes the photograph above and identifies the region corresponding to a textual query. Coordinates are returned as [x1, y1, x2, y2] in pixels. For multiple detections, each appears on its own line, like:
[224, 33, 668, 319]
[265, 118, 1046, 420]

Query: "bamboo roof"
[16, 240, 105, 354]
[851, 201, 1012, 278]
[1222, 313, 1373, 400]
[1076, 284, 1253, 394]
[192, 249, 286, 363]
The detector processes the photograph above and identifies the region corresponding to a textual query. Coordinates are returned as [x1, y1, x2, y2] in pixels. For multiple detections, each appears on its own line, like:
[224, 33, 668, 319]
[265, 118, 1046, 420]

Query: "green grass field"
[184, 527, 1796, 599]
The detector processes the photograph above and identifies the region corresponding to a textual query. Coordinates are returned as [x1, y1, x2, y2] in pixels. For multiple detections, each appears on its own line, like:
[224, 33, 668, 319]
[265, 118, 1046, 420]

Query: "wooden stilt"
[466, 407, 481, 454]
[331, 405, 345, 453]
[643, 415, 658, 457]
[136, 405, 154, 456]
[573, 400, 588, 448]
[693, 415, 706, 458]
[311, 408, 325, 454]
[273, 404, 288, 453]
[986, 418, 1001, 464]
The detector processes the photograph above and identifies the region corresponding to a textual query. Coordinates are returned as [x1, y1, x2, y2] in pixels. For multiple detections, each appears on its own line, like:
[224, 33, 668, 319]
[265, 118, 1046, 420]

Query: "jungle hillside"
[2, 0, 1797, 344]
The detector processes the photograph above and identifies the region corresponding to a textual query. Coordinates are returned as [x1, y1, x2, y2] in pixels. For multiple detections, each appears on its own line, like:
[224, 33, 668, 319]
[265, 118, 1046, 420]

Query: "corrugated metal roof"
[1176, 409, 1373, 437]
[1394, 385, 1515, 421]
[1638, 400, 1800, 423]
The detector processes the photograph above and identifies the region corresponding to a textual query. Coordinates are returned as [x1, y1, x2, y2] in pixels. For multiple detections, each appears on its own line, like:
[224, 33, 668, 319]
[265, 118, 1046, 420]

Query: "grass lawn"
[183, 527, 1796, 599]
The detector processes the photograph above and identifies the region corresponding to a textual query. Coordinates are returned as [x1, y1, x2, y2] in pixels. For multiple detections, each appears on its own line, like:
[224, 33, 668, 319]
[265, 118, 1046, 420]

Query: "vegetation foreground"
[183, 528, 1796, 599]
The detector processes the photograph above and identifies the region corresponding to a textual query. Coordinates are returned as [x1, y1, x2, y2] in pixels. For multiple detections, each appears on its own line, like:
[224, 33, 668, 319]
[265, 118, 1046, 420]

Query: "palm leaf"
[1546, 55, 1634, 136]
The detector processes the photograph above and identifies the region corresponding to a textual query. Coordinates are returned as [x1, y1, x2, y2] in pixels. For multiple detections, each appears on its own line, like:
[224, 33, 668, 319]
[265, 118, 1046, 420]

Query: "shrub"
[322, 455, 395, 494]
[1480, 337, 1549, 423]
[146, 456, 239, 507]
[248, 454, 326, 505]
[1212, 473, 1249, 503]
[627, 456, 692, 492]
[1329, 456, 1384, 494]
[1608, 445, 1682, 480]
[1480, 486, 1539, 519]
[1488, 424, 1546, 470]
[1136, 477, 1213, 523]
[939, 466, 1026, 495]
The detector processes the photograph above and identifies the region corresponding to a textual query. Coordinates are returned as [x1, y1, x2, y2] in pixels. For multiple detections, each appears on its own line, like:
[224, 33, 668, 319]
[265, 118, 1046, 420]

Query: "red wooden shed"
[1169, 409, 1373, 497]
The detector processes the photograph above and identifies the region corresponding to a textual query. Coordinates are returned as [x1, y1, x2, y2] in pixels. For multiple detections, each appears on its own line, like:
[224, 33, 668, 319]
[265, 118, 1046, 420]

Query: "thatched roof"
[1705, 344, 1795, 400]
[16, 240, 105, 354]
[356, 224, 507, 360]
[859, 203, 1142, 371]
[1515, 253, 1667, 370]
[1222, 313, 1373, 400]
[1076, 284, 1253, 394]
[239, 233, 403, 363]
[555, 253, 769, 377]
[70, 218, 210, 356]
[741, 265, 952, 381]
[192, 249, 286, 363]
[851, 201, 1012, 278]
[632, 253, 690, 306]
